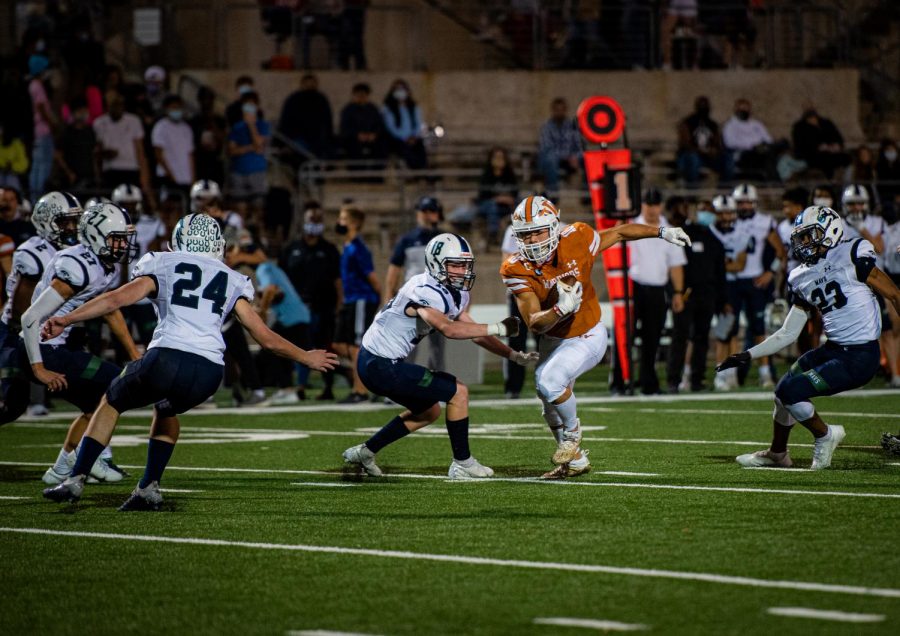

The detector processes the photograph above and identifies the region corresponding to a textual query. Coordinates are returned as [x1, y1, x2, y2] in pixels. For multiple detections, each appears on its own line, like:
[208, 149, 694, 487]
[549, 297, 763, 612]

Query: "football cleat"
[342, 444, 383, 477]
[736, 449, 793, 468]
[881, 432, 900, 456]
[263, 388, 300, 406]
[447, 457, 494, 480]
[42, 475, 86, 503]
[542, 449, 591, 479]
[118, 481, 164, 512]
[552, 425, 582, 465]
[42, 451, 76, 485]
[811, 424, 845, 470]
[89, 457, 126, 483]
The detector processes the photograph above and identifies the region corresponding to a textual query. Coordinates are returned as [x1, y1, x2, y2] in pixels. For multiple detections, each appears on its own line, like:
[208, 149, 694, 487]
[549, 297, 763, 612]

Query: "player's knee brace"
[772, 396, 795, 427]
[785, 400, 815, 423]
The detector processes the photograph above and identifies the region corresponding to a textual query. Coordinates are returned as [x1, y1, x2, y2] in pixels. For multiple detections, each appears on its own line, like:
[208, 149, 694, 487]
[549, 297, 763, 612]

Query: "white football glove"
[508, 350, 540, 366]
[553, 280, 583, 317]
[659, 226, 692, 247]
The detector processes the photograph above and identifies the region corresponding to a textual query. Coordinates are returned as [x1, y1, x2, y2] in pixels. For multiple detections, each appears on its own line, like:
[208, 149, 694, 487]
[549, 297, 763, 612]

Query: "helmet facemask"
[514, 220, 559, 264]
[101, 229, 138, 264]
[51, 210, 82, 248]
[439, 256, 476, 291]
[735, 200, 755, 220]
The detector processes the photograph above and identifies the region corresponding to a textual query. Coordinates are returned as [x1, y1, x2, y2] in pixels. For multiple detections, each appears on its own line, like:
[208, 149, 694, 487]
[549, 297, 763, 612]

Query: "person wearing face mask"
[279, 201, 342, 400]
[151, 95, 195, 201]
[143, 66, 167, 116]
[339, 83, 385, 165]
[665, 196, 726, 393]
[382, 80, 427, 170]
[53, 97, 96, 188]
[189, 86, 227, 186]
[27, 53, 58, 199]
[676, 96, 731, 185]
[226, 76, 256, 128]
[227, 91, 269, 226]
[93, 92, 151, 194]
[791, 103, 849, 179]
[722, 98, 774, 179]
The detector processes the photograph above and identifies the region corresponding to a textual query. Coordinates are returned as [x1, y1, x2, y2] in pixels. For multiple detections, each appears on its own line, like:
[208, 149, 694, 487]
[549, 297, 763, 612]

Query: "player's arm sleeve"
[21, 285, 67, 365]
[747, 305, 808, 360]
[851, 238, 877, 282]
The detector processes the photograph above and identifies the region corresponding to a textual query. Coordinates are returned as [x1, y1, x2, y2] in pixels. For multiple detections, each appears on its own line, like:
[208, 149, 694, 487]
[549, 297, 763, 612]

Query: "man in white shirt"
[722, 98, 774, 178]
[629, 188, 687, 394]
[151, 95, 195, 199]
[93, 93, 151, 195]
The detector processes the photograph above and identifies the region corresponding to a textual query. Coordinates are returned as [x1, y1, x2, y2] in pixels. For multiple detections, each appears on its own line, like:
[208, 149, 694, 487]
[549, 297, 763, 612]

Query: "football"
[560, 274, 578, 289]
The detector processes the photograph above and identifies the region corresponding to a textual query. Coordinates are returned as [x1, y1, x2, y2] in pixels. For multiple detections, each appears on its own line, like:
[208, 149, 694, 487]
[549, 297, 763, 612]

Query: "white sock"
[51, 448, 70, 474]
[540, 399, 562, 428]
[100, 445, 112, 460]
[555, 394, 579, 431]
[549, 426, 565, 443]
[759, 366, 772, 380]
[252, 389, 265, 399]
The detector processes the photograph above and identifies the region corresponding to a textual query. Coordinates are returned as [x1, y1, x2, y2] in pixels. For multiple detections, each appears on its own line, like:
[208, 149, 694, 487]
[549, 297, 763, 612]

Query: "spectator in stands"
[53, 96, 97, 188]
[144, 66, 168, 116]
[0, 123, 29, 190]
[279, 73, 334, 159]
[877, 139, 900, 221]
[27, 53, 57, 199]
[382, 79, 427, 170]
[629, 188, 686, 395]
[339, 82, 385, 165]
[102, 64, 126, 99]
[280, 201, 342, 400]
[0, 187, 35, 246]
[152, 95, 195, 201]
[665, 195, 725, 393]
[791, 104, 849, 179]
[227, 90, 270, 226]
[537, 97, 581, 198]
[843, 145, 877, 185]
[676, 95, 730, 184]
[94, 91, 151, 193]
[722, 98, 774, 179]
[339, 1, 368, 70]
[477, 147, 518, 245]
[660, 0, 698, 70]
[333, 205, 381, 404]
[226, 75, 256, 128]
[190, 86, 227, 186]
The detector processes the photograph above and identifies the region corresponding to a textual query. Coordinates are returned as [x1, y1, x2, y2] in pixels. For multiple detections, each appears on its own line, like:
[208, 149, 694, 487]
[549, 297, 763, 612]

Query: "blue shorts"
[728, 278, 769, 337]
[774, 340, 880, 405]
[357, 346, 457, 415]
[107, 347, 224, 417]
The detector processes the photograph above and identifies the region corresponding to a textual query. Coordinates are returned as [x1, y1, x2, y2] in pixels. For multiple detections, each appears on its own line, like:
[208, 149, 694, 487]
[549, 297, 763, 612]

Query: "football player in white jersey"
[41, 213, 338, 509]
[0, 192, 81, 422]
[717, 206, 900, 469]
[731, 183, 788, 388]
[18, 203, 142, 484]
[342, 233, 536, 480]
[840, 184, 885, 255]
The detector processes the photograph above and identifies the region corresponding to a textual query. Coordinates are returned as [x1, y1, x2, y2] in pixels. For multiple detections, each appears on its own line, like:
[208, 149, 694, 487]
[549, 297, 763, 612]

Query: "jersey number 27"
[171, 262, 228, 315]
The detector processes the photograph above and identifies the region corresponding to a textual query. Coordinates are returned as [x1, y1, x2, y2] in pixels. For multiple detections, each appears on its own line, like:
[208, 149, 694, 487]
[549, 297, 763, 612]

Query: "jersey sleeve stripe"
[507, 284, 530, 291]
[502, 277, 527, 285]
[589, 231, 601, 255]
[422, 284, 450, 313]
[19, 250, 44, 278]
[57, 255, 89, 293]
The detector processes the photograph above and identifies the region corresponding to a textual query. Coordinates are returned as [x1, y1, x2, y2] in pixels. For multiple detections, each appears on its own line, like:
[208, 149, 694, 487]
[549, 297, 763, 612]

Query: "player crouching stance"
[718, 206, 900, 469]
[501, 196, 692, 478]
[42, 214, 338, 509]
[342, 233, 537, 479]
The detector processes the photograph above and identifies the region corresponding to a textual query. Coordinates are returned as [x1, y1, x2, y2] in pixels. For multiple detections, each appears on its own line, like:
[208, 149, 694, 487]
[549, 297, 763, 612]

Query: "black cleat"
[43, 476, 85, 503]
[118, 481, 163, 511]
[881, 432, 900, 456]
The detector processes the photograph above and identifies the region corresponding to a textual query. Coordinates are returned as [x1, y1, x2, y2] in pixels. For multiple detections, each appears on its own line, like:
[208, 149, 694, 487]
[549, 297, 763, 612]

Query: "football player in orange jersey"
[500, 195, 691, 478]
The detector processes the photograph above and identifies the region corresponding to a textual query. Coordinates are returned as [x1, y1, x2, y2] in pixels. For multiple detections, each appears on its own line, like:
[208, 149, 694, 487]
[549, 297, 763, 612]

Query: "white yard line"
[0, 496, 28, 500]
[291, 482, 358, 488]
[587, 407, 899, 419]
[287, 630, 384, 636]
[3, 527, 900, 599]
[1, 461, 895, 499]
[160, 488, 204, 493]
[12, 388, 898, 421]
[766, 607, 885, 623]
[533, 617, 649, 631]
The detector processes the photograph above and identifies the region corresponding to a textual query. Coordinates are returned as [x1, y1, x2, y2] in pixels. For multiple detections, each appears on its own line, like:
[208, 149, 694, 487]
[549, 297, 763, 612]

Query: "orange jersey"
[500, 222, 602, 338]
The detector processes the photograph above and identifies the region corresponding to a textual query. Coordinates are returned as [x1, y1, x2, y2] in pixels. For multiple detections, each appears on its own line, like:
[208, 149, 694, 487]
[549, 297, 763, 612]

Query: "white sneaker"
[811, 424, 845, 470]
[342, 444, 383, 477]
[42, 449, 76, 485]
[552, 425, 582, 465]
[448, 457, 494, 480]
[27, 403, 49, 417]
[736, 449, 793, 468]
[714, 374, 730, 392]
[890, 375, 900, 388]
[266, 389, 300, 406]
[89, 457, 125, 483]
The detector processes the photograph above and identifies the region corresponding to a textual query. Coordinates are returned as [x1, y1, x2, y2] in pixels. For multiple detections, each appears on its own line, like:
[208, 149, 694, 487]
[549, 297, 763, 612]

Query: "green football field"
[1, 373, 899, 635]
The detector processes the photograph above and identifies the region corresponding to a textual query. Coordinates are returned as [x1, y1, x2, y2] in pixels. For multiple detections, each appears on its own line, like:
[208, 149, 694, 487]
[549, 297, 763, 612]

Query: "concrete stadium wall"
[176, 69, 863, 147]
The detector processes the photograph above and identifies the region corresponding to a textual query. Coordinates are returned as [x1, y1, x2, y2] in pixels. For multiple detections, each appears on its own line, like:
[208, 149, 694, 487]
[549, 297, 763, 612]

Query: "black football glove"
[715, 351, 751, 372]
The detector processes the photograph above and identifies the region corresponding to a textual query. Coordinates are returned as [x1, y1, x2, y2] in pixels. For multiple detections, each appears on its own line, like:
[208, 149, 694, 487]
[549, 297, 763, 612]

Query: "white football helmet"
[171, 213, 226, 260]
[790, 206, 844, 265]
[511, 195, 561, 264]
[190, 179, 222, 213]
[111, 183, 144, 217]
[85, 196, 112, 208]
[712, 195, 737, 232]
[732, 183, 758, 219]
[31, 191, 83, 248]
[424, 232, 475, 291]
[841, 184, 870, 222]
[78, 203, 138, 264]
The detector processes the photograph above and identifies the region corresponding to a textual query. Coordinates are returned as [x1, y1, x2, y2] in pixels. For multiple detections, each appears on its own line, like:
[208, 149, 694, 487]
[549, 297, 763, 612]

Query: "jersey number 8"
[171, 262, 228, 315]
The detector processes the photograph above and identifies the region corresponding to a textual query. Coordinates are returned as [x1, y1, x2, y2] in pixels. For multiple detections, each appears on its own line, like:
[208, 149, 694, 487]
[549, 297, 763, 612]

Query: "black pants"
[503, 294, 527, 395]
[666, 294, 715, 390]
[633, 282, 667, 394]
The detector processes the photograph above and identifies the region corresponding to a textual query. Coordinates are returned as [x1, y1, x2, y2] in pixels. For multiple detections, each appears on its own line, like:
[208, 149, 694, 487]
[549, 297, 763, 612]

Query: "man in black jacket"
[666, 197, 726, 392]
[278, 74, 333, 159]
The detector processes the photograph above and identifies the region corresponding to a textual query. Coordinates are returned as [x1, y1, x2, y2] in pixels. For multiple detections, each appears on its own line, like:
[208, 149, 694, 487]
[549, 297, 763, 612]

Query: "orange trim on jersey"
[524, 195, 534, 223]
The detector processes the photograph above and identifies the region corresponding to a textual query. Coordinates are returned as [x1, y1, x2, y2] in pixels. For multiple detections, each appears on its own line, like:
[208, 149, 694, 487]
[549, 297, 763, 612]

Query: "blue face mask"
[242, 103, 257, 115]
[696, 210, 715, 227]
[168, 109, 183, 121]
